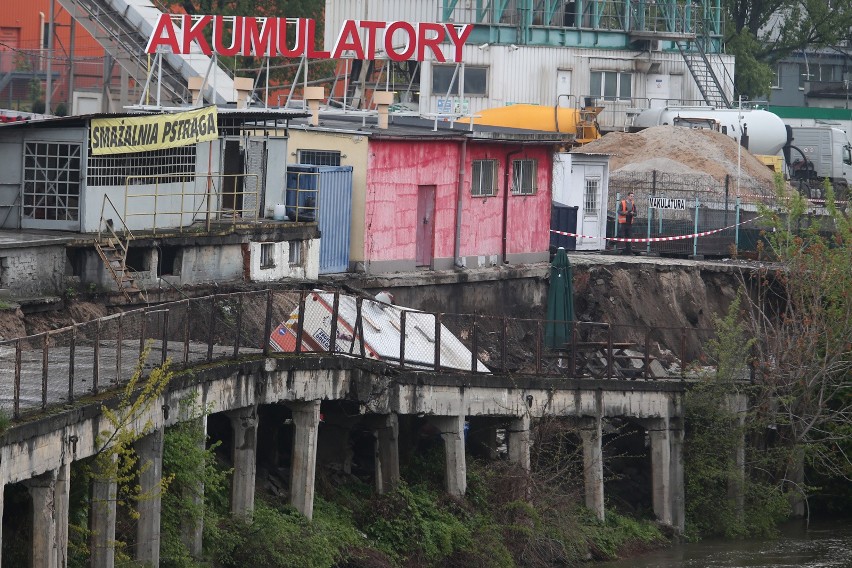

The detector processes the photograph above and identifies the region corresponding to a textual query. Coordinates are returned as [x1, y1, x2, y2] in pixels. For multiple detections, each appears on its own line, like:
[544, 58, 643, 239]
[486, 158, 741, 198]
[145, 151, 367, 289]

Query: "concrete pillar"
[507, 415, 531, 471]
[289, 400, 321, 520]
[26, 470, 58, 568]
[55, 461, 71, 568]
[134, 428, 164, 567]
[90, 456, 117, 568]
[432, 415, 467, 497]
[648, 419, 672, 526]
[0, 480, 4, 567]
[669, 421, 685, 533]
[580, 416, 605, 521]
[182, 416, 207, 558]
[228, 406, 258, 518]
[375, 413, 400, 495]
[726, 395, 747, 518]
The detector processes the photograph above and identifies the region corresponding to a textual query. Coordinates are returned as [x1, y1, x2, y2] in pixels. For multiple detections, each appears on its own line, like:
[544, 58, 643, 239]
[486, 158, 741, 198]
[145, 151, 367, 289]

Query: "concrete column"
[90, 456, 117, 568]
[134, 428, 164, 567]
[0, 479, 4, 567]
[228, 406, 258, 518]
[55, 461, 71, 568]
[26, 470, 58, 568]
[648, 419, 672, 526]
[289, 400, 321, 520]
[375, 413, 400, 495]
[182, 416, 207, 558]
[580, 416, 605, 521]
[507, 415, 531, 471]
[432, 415, 467, 497]
[669, 421, 685, 533]
[726, 396, 747, 518]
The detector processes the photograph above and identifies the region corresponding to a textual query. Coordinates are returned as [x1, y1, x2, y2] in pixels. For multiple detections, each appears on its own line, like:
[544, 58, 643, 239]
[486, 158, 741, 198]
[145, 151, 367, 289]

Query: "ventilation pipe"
[374, 91, 394, 129]
[304, 86, 325, 126]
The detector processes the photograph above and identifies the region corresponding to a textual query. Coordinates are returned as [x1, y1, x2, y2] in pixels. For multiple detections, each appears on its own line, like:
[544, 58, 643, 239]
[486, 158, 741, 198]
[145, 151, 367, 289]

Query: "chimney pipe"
[373, 91, 394, 129]
[304, 86, 325, 126]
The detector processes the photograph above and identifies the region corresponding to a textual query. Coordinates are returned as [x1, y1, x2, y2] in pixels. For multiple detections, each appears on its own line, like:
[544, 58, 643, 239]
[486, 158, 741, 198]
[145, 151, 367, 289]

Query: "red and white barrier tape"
[550, 216, 761, 243]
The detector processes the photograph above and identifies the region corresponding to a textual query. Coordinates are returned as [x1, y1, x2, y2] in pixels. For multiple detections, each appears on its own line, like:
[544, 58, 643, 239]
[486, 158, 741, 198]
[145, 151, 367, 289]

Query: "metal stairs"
[97, 198, 146, 303]
[676, 37, 732, 108]
[56, 0, 237, 106]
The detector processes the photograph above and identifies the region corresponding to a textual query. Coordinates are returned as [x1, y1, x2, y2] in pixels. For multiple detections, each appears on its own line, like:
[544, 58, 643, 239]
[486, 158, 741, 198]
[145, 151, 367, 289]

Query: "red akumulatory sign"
[145, 15, 473, 63]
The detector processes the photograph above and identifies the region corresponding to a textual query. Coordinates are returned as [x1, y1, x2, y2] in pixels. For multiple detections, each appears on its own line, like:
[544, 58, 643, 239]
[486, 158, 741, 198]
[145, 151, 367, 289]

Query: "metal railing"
[123, 173, 261, 234]
[0, 289, 725, 421]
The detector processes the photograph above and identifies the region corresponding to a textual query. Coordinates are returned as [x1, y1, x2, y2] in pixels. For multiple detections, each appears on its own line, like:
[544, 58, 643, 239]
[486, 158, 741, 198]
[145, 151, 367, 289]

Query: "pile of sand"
[574, 125, 779, 192]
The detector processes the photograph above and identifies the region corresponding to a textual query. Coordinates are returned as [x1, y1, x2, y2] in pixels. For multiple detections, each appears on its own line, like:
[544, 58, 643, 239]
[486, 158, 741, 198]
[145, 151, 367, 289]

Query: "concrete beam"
[375, 413, 400, 495]
[135, 428, 164, 567]
[90, 455, 117, 568]
[580, 416, 605, 521]
[289, 400, 321, 520]
[227, 406, 258, 518]
[432, 415, 466, 497]
[25, 470, 59, 568]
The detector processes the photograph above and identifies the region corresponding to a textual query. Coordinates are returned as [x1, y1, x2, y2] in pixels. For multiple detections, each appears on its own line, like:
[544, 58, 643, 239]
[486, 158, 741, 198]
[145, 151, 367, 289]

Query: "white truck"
[786, 126, 852, 198]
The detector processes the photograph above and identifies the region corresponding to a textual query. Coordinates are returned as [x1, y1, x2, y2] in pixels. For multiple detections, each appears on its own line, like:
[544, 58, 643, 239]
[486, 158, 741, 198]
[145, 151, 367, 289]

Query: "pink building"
[289, 117, 563, 274]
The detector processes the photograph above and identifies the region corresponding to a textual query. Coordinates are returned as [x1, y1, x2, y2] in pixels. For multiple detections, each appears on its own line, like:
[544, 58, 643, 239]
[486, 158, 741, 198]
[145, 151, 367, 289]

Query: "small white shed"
[551, 152, 611, 251]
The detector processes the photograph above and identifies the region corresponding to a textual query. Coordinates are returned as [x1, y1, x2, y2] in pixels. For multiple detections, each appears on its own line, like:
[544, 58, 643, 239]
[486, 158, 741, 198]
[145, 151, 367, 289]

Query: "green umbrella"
[545, 247, 575, 349]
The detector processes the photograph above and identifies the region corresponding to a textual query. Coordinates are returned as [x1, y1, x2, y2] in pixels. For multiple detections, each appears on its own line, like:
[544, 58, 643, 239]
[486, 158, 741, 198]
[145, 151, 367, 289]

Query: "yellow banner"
[90, 106, 218, 155]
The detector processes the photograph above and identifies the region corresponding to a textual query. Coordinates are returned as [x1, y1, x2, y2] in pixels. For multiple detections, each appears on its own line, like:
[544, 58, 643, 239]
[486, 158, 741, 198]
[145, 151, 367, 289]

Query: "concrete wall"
[0, 242, 69, 297]
[248, 238, 320, 282]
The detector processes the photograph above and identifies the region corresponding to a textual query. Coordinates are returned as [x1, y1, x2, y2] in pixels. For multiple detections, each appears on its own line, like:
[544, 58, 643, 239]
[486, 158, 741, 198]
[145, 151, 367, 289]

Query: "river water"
[597, 521, 852, 568]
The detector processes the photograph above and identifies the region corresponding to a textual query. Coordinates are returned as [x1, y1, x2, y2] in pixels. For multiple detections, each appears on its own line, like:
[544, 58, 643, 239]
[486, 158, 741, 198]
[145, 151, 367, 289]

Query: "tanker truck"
[632, 106, 852, 198]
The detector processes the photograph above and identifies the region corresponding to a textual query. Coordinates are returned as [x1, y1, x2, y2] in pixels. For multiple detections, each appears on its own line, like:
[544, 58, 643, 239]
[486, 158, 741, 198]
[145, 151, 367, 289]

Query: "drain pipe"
[502, 147, 522, 264]
[454, 137, 468, 267]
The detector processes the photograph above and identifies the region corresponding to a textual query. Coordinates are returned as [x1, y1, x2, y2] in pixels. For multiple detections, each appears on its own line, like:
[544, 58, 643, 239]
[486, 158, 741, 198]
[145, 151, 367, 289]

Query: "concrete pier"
[182, 416, 207, 558]
[135, 428, 164, 567]
[670, 420, 685, 532]
[289, 400, 321, 519]
[375, 413, 400, 495]
[580, 416, 605, 521]
[90, 456, 117, 568]
[507, 415, 531, 471]
[26, 470, 59, 568]
[648, 418, 672, 526]
[228, 406, 258, 518]
[55, 461, 70, 568]
[432, 415, 467, 497]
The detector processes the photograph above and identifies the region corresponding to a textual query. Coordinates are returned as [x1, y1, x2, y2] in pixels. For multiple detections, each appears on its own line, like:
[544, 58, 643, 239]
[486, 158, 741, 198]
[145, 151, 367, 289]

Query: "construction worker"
[618, 191, 637, 254]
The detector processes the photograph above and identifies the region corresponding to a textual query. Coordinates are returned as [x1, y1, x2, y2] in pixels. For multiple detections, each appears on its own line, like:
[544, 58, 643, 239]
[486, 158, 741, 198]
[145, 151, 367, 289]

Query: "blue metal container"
[286, 164, 354, 274]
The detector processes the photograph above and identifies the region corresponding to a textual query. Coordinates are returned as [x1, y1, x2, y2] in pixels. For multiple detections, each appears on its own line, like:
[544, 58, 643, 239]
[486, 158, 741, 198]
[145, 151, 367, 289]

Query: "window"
[471, 159, 498, 197]
[511, 159, 538, 195]
[432, 65, 488, 96]
[260, 243, 275, 269]
[23, 141, 81, 221]
[589, 71, 632, 100]
[584, 177, 600, 215]
[87, 145, 196, 186]
[844, 145, 852, 166]
[771, 64, 781, 89]
[288, 241, 301, 265]
[298, 149, 341, 166]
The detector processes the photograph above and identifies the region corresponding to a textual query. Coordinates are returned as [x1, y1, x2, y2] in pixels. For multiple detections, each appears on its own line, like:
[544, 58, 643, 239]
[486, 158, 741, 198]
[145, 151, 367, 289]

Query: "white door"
[557, 69, 572, 107]
[576, 165, 605, 251]
[646, 74, 670, 108]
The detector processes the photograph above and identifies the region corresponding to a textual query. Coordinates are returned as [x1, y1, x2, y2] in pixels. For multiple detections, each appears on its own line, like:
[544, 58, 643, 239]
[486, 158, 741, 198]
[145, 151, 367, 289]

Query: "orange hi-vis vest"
[618, 198, 636, 224]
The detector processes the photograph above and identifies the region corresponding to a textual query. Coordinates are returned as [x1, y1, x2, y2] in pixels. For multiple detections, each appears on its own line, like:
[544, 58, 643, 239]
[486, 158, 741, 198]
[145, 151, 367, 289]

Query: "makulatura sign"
[90, 106, 218, 155]
[145, 15, 472, 63]
[647, 197, 687, 211]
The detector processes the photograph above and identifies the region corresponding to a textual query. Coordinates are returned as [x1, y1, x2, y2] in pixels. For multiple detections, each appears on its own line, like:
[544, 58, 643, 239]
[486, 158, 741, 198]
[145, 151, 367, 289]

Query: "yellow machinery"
[458, 103, 604, 145]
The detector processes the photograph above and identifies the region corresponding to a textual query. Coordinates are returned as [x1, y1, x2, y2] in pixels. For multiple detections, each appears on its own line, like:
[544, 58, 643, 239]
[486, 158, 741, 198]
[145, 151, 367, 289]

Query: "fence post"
[207, 296, 217, 361]
[724, 174, 730, 227]
[184, 299, 191, 365]
[471, 314, 478, 373]
[14, 339, 21, 419]
[117, 312, 124, 384]
[93, 320, 101, 394]
[535, 320, 542, 375]
[263, 290, 274, 357]
[606, 325, 613, 379]
[435, 314, 442, 371]
[162, 310, 170, 366]
[570, 323, 578, 376]
[693, 196, 700, 258]
[735, 197, 741, 251]
[295, 291, 306, 354]
[614, 192, 621, 244]
[681, 327, 687, 380]
[355, 297, 365, 358]
[500, 316, 507, 372]
[42, 334, 49, 408]
[644, 328, 651, 379]
[233, 294, 244, 358]
[69, 326, 77, 403]
[399, 310, 406, 368]
[330, 291, 340, 354]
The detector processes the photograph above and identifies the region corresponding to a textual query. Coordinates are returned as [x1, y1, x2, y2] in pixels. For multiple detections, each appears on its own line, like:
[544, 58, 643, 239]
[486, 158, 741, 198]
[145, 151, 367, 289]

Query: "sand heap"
[574, 125, 779, 192]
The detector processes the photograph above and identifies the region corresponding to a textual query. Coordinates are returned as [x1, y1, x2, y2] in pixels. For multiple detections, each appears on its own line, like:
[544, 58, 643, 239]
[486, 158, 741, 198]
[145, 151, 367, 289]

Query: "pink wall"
[364, 139, 552, 265]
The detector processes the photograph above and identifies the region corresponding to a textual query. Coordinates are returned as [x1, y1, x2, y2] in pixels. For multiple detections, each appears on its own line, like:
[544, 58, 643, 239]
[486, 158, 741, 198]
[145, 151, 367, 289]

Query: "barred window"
[260, 243, 275, 269]
[584, 177, 600, 215]
[23, 142, 82, 221]
[298, 149, 341, 166]
[87, 145, 197, 187]
[511, 159, 537, 195]
[471, 159, 498, 197]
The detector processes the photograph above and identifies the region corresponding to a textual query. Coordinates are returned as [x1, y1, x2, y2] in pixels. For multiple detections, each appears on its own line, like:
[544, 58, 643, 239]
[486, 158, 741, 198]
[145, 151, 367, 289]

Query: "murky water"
[597, 521, 852, 568]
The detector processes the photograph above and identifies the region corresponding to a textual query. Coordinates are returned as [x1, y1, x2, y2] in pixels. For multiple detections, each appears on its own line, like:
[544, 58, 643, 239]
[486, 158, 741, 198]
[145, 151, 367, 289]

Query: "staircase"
[56, 0, 237, 106]
[676, 38, 732, 108]
[96, 200, 146, 303]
